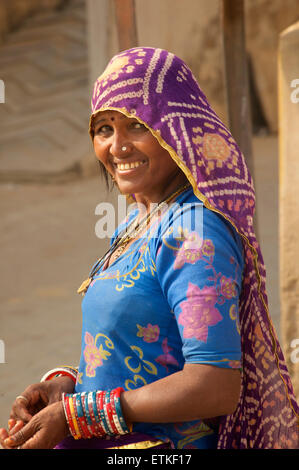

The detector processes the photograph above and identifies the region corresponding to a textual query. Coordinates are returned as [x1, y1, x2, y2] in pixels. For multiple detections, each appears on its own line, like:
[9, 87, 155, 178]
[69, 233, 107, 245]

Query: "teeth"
[117, 161, 145, 170]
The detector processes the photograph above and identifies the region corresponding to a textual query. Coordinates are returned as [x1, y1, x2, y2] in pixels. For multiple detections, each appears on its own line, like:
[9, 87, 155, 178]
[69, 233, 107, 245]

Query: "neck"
[133, 172, 189, 217]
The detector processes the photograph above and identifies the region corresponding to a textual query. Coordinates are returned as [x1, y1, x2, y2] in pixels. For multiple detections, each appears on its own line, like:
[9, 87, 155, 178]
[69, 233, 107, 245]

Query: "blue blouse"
[75, 187, 244, 449]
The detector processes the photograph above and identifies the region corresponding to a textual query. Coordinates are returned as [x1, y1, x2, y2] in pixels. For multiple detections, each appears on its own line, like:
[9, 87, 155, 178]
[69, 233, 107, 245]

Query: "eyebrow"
[93, 114, 127, 126]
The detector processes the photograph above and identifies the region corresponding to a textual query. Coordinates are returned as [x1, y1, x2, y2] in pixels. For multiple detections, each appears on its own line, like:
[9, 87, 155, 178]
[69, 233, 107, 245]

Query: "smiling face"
[92, 110, 187, 207]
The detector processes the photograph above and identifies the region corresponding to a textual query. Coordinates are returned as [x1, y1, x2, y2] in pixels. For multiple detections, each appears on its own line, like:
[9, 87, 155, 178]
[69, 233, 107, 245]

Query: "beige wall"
[85, 0, 299, 132]
[2, 0, 299, 131]
[279, 21, 299, 400]
[103, 0, 226, 124]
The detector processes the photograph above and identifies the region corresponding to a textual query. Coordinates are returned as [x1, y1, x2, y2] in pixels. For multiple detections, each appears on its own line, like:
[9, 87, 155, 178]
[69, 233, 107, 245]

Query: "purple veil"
[89, 47, 299, 449]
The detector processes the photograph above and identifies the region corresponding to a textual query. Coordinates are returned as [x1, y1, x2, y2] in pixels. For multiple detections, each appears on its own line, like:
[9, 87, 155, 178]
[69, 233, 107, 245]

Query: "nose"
[109, 129, 131, 158]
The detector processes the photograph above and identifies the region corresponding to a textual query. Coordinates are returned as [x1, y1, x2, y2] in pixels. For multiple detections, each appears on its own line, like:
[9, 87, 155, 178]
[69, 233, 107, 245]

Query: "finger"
[4, 424, 31, 449]
[9, 420, 24, 436]
[16, 395, 29, 407]
[20, 429, 46, 450]
[8, 419, 15, 431]
[10, 401, 32, 423]
[0, 428, 10, 449]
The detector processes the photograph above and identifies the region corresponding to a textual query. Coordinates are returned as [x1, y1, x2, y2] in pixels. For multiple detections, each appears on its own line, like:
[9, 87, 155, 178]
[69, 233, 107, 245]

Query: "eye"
[130, 121, 147, 131]
[94, 124, 113, 135]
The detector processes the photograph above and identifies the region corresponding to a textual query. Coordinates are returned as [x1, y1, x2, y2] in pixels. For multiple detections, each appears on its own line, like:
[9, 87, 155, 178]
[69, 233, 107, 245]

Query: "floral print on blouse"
[75, 188, 244, 449]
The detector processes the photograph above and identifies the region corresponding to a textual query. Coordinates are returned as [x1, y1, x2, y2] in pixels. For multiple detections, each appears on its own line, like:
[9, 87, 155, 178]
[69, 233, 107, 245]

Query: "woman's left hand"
[0, 401, 69, 449]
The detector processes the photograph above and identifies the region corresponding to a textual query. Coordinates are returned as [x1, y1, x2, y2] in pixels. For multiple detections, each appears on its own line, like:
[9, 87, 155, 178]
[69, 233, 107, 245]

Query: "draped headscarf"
[89, 47, 299, 449]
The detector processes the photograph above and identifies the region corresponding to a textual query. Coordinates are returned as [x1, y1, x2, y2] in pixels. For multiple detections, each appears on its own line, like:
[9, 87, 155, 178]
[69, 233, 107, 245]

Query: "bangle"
[69, 394, 82, 439]
[76, 393, 92, 439]
[96, 390, 111, 436]
[62, 388, 132, 441]
[113, 388, 132, 434]
[110, 388, 127, 435]
[102, 391, 115, 436]
[87, 391, 106, 437]
[41, 366, 78, 384]
[104, 391, 119, 435]
[62, 393, 80, 440]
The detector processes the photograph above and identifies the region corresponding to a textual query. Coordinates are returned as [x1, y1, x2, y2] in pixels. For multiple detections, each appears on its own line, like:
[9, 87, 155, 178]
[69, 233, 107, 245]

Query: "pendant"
[77, 278, 91, 295]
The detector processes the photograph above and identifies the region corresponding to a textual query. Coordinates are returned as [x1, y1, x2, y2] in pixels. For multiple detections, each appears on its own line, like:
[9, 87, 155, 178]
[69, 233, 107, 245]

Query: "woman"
[1, 47, 298, 449]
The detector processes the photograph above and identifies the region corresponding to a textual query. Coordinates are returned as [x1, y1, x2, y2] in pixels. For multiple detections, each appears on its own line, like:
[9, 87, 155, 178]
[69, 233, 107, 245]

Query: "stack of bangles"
[62, 389, 131, 439]
[40, 366, 132, 439]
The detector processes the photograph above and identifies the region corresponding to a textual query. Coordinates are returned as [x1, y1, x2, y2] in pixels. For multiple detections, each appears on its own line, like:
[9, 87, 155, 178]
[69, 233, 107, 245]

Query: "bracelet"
[62, 393, 81, 440]
[62, 388, 131, 440]
[76, 392, 93, 439]
[88, 391, 106, 437]
[96, 390, 111, 436]
[113, 387, 132, 433]
[104, 391, 119, 435]
[110, 387, 129, 435]
[62, 393, 76, 438]
[40, 366, 78, 384]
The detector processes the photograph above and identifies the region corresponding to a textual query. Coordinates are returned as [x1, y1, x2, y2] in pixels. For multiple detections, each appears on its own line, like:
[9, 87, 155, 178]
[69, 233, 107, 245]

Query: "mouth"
[114, 160, 147, 174]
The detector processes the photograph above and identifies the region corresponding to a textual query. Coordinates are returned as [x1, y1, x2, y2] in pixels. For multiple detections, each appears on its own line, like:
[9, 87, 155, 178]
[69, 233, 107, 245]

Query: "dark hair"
[98, 160, 114, 190]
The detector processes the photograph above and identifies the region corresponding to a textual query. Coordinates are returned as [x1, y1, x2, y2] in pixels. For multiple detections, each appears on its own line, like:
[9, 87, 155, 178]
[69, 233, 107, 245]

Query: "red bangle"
[109, 388, 125, 435]
[75, 393, 92, 439]
[87, 392, 105, 437]
[63, 394, 78, 439]
[104, 399, 119, 435]
[72, 395, 84, 439]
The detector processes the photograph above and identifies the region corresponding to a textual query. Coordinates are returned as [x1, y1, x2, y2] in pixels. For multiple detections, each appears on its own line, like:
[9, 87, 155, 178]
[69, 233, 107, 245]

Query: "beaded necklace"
[77, 182, 191, 295]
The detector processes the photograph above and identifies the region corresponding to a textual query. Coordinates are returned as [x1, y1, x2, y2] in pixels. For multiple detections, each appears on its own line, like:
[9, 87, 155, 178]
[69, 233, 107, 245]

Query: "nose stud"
[121, 146, 127, 152]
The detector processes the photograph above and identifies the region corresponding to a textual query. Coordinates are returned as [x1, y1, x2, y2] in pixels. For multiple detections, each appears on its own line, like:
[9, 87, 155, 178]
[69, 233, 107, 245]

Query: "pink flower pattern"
[83, 332, 113, 377]
[178, 283, 223, 343]
[174, 233, 215, 270]
[220, 275, 237, 299]
[137, 323, 160, 343]
[83, 332, 103, 377]
[155, 338, 179, 372]
[174, 231, 203, 269]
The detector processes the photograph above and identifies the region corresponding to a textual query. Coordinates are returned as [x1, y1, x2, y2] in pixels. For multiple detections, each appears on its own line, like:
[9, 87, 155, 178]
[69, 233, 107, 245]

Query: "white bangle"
[40, 366, 78, 383]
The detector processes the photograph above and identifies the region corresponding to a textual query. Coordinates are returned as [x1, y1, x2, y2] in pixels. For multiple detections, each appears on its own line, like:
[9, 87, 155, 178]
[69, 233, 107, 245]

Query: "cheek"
[93, 139, 108, 165]
[153, 148, 178, 174]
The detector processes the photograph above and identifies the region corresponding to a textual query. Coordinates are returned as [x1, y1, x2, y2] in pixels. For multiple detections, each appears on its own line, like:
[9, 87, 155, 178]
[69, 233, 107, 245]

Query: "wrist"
[50, 375, 75, 394]
[62, 388, 132, 440]
[57, 401, 70, 438]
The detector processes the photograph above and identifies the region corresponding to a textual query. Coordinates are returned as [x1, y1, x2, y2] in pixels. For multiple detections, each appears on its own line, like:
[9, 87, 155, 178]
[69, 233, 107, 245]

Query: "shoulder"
[153, 188, 244, 270]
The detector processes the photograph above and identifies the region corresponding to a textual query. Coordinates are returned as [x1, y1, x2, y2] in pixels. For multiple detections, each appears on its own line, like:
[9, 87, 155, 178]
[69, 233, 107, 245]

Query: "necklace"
[77, 182, 191, 295]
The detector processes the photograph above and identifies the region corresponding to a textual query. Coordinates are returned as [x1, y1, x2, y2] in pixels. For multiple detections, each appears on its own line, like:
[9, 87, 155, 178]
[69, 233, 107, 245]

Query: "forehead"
[93, 110, 131, 125]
